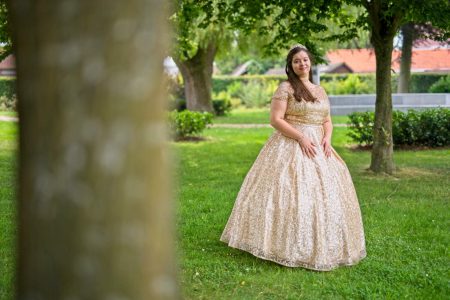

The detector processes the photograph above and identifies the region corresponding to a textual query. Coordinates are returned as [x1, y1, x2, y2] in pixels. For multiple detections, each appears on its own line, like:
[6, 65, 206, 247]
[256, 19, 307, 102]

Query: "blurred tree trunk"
[398, 23, 415, 93]
[173, 40, 216, 112]
[9, 1, 179, 299]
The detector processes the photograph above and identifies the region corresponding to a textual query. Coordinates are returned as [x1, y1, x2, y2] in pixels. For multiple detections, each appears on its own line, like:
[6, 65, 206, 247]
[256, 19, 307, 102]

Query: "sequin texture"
[220, 81, 367, 271]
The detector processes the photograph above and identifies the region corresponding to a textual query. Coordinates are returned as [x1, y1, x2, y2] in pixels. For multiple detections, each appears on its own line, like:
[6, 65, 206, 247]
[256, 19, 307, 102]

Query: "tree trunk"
[174, 40, 216, 112]
[397, 23, 415, 93]
[365, 0, 403, 175]
[370, 38, 396, 174]
[9, 1, 179, 299]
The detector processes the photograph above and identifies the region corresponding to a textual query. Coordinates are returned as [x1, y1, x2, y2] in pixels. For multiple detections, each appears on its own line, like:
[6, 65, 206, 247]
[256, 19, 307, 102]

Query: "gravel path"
[0, 116, 18, 122]
[211, 123, 348, 128]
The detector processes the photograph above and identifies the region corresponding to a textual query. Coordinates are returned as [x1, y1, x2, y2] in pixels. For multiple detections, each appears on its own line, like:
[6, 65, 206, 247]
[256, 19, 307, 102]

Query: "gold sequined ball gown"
[220, 81, 366, 271]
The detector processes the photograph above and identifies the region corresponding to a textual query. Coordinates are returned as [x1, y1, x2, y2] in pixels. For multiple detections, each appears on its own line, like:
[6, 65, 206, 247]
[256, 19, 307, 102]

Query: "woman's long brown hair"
[285, 47, 317, 102]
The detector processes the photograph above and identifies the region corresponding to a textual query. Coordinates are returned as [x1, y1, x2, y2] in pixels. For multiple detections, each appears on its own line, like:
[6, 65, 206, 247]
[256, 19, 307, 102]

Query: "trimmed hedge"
[0, 77, 17, 111]
[212, 73, 448, 95]
[347, 108, 450, 147]
[168, 110, 213, 140]
[429, 75, 450, 93]
[0, 77, 16, 98]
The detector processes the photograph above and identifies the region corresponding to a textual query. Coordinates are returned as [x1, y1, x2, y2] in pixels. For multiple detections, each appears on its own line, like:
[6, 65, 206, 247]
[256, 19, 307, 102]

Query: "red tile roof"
[326, 48, 450, 73]
[0, 54, 15, 69]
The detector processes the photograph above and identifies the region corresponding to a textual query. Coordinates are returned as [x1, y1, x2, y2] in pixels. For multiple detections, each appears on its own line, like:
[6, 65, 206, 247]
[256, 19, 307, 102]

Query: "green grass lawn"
[1, 120, 449, 299]
[174, 126, 449, 299]
[0, 121, 17, 300]
[0, 111, 17, 118]
[214, 107, 349, 124]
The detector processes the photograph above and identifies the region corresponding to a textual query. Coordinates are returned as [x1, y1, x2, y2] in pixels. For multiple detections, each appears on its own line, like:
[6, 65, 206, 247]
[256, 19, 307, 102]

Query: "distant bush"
[347, 112, 375, 146]
[212, 91, 233, 116]
[212, 79, 279, 108]
[429, 75, 450, 93]
[212, 73, 446, 95]
[238, 80, 279, 108]
[0, 78, 17, 111]
[212, 75, 286, 93]
[166, 75, 186, 111]
[322, 74, 373, 95]
[0, 77, 16, 98]
[347, 108, 450, 147]
[0, 95, 17, 111]
[168, 110, 213, 140]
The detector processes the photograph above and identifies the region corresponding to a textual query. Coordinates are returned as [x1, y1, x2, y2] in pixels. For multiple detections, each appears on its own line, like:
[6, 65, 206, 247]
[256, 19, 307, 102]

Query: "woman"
[220, 44, 366, 271]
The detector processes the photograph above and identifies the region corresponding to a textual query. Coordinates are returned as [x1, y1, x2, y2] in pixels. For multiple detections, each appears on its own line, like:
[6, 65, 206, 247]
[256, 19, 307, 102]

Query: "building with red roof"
[325, 48, 450, 74]
[0, 54, 15, 76]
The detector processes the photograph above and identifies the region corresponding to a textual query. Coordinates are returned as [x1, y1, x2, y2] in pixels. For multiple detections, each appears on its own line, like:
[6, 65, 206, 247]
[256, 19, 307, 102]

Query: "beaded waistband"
[284, 114, 324, 126]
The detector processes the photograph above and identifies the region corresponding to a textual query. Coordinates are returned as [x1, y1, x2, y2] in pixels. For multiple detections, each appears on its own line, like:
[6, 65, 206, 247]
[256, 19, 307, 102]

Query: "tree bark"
[397, 23, 415, 93]
[370, 40, 395, 174]
[9, 1, 179, 299]
[366, 1, 402, 174]
[174, 40, 216, 112]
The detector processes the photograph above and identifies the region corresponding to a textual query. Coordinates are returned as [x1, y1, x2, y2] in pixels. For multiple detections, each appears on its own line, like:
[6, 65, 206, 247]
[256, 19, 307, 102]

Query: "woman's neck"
[299, 76, 310, 83]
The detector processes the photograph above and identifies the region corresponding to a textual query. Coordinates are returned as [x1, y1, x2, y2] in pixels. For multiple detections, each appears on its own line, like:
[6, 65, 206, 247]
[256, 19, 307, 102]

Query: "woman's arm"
[322, 114, 333, 141]
[270, 99, 317, 158]
[270, 99, 304, 140]
[321, 106, 333, 158]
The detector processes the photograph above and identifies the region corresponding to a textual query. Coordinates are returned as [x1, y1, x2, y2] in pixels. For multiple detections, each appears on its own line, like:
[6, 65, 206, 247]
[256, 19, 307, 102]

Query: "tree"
[397, 23, 448, 93]
[170, 0, 231, 112]
[221, 0, 449, 174]
[358, 0, 449, 173]
[8, 0, 178, 299]
[0, 0, 12, 60]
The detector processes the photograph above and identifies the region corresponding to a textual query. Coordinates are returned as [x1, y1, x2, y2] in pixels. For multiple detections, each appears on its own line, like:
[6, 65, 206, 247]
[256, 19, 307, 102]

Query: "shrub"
[228, 79, 279, 108]
[0, 95, 17, 111]
[0, 77, 16, 99]
[322, 74, 373, 95]
[166, 74, 186, 111]
[212, 91, 233, 116]
[168, 110, 213, 140]
[429, 75, 450, 93]
[347, 112, 375, 146]
[347, 108, 450, 147]
[212, 73, 447, 95]
[212, 75, 286, 94]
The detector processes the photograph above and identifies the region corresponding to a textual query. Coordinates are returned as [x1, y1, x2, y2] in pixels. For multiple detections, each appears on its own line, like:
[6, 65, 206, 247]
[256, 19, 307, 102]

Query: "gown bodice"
[272, 81, 330, 125]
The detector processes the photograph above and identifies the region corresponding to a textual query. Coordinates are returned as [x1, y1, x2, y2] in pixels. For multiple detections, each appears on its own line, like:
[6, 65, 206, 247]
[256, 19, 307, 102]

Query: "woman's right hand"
[297, 135, 317, 159]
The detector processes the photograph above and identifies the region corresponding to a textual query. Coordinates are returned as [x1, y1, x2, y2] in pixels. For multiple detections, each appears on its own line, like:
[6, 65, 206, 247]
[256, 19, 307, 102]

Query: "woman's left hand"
[321, 136, 332, 158]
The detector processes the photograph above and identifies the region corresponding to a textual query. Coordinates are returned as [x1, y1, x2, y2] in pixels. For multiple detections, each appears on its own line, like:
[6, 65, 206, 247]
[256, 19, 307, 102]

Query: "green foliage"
[428, 75, 450, 93]
[0, 78, 16, 111]
[211, 77, 281, 108]
[0, 94, 16, 111]
[322, 74, 373, 94]
[0, 1, 13, 60]
[0, 77, 16, 98]
[236, 80, 278, 108]
[347, 108, 450, 147]
[211, 92, 232, 116]
[212, 75, 287, 94]
[410, 73, 447, 93]
[347, 112, 375, 145]
[212, 73, 447, 95]
[166, 75, 186, 111]
[168, 110, 213, 139]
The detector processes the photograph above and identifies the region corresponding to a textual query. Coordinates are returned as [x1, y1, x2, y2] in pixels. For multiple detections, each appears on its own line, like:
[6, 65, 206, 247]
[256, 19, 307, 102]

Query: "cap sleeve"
[320, 86, 331, 117]
[271, 81, 290, 102]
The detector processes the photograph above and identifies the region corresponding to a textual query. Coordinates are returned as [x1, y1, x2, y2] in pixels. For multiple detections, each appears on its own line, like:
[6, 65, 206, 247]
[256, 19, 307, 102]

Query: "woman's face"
[291, 50, 311, 78]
